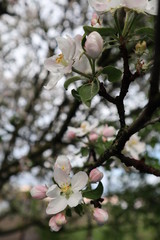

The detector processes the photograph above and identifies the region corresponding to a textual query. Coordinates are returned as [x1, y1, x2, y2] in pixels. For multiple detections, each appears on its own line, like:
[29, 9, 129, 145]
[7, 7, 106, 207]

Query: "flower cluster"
[67, 121, 115, 140]
[30, 155, 108, 231]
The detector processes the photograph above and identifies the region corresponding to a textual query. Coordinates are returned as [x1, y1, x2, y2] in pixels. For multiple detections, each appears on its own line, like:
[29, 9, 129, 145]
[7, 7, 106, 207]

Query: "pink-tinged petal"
[54, 213, 67, 225]
[46, 196, 67, 215]
[53, 168, 71, 187]
[30, 185, 47, 199]
[93, 208, 108, 224]
[46, 184, 61, 198]
[49, 216, 62, 232]
[67, 192, 82, 207]
[71, 171, 88, 191]
[89, 168, 103, 183]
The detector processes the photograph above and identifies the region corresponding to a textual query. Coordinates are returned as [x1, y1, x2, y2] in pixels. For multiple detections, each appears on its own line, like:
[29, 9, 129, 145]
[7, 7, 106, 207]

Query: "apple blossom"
[124, 0, 147, 12]
[88, 0, 124, 13]
[91, 13, 102, 27]
[54, 155, 71, 175]
[44, 34, 89, 89]
[145, 0, 158, 15]
[85, 31, 103, 59]
[89, 132, 99, 142]
[49, 216, 62, 232]
[124, 0, 158, 15]
[123, 134, 146, 159]
[67, 130, 76, 140]
[89, 168, 103, 183]
[54, 213, 67, 225]
[93, 208, 108, 224]
[67, 121, 98, 137]
[30, 185, 47, 199]
[102, 125, 116, 138]
[46, 168, 88, 215]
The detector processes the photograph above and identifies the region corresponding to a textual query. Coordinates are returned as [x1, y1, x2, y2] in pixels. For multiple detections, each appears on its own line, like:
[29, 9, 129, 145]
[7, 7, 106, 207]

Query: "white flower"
[124, 0, 158, 15]
[123, 134, 146, 159]
[145, 0, 158, 15]
[46, 168, 88, 215]
[44, 35, 77, 89]
[88, 0, 124, 13]
[73, 35, 90, 73]
[88, 0, 158, 15]
[54, 155, 71, 175]
[67, 121, 98, 137]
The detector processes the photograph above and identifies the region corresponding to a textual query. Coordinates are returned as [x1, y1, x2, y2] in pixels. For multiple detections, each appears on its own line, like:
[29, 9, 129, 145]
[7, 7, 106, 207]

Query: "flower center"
[129, 139, 137, 146]
[56, 53, 68, 66]
[80, 122, 88, 131]
[60, 183, 73, 199]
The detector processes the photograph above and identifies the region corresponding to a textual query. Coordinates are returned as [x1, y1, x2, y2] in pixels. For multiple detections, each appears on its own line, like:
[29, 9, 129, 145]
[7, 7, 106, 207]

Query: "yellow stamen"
[61, 183, 71, 193]
[56, 53, 64, 64]
[80, 122, 87, 130]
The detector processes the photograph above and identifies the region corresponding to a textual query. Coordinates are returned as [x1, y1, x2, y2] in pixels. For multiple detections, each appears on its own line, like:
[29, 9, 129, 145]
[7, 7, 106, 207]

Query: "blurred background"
[0, 0, 160, 239]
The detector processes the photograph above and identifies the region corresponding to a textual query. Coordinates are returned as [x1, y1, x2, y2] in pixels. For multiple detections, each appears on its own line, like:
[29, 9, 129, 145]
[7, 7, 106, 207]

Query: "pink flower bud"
[85, 31, 103, 59]
[91, 13, 100, 26]
[67, 131, 76, 140]
[93, 208, 108, 224]
[103, 125, 115, 138]
[89, 168, 103, 183]
[89, 132, 98, 142]
[49, 216, 62, 232]
[54, 213, 67, 226]
[30, 185, 47, 199]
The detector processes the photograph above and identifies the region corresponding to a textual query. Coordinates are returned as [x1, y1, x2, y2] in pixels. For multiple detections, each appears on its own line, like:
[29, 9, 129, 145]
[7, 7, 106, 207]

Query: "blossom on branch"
[123, 134, 146, 159]
[46, 168, 88, 215]
[44, 34, 89, 89]
[30, 185, 47, 199]
[93, 208, 108, 224]
[88, 0, 124, 13]
[49, 213, 67, 232]
[85, 31, 103, 59]
[88, 0, 158, 15]
[67, 121, 98, 137]
[89, 168, 104, 183]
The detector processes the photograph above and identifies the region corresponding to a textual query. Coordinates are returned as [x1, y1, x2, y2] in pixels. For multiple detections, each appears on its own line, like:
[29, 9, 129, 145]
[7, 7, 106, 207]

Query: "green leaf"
[83, 182, 103, 200]
[71, 89, 81, 101]
[135, 28, 154, 40]
[81, 147, 89, 157]
[74, 204, 83, 216]
[66, 208, 72, 217]
[64, 76, 82, 90]
[102, 66, 122, 82]
[83, 26, 116, 37]
[78, 80, 100, 107]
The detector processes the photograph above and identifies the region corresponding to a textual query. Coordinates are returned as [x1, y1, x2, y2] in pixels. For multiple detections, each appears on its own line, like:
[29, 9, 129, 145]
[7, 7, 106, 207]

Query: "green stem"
[72, 67, 91, 79]
[92, 59, 96, 76]
[114, 10, 122, 37]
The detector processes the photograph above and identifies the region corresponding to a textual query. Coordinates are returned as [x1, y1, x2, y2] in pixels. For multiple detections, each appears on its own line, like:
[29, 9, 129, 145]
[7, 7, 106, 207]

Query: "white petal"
[54, 155, 71, 174]
[46, 185, 61, 198]
[67, 192, 82, 207]
[56, 36, 76, 61]
[44, 74, 62, 90]
[46, 196, 67, 215]
[44, 56, 64, 73]
[71, 171, 88, 191]
[54, 168, 71, 187]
